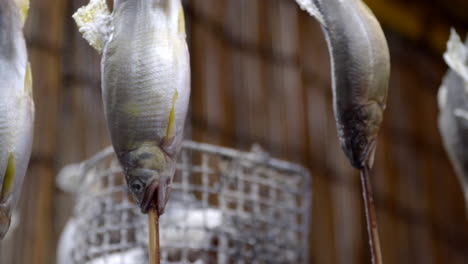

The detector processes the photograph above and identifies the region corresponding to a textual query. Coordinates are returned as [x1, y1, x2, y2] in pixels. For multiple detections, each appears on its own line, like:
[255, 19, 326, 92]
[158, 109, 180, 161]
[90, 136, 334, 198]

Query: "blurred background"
[1, 0, 468, 263]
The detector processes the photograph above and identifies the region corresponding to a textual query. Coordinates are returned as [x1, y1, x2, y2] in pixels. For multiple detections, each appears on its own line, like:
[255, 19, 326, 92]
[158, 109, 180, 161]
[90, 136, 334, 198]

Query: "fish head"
[339, 102, 383, 169]
[0, 204, 11, 240]
[120, 142, 176, 215]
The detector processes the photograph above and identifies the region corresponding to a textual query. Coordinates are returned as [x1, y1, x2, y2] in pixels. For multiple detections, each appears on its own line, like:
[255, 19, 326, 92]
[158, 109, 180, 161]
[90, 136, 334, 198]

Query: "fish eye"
[354, 135, 367, 150]
[130, 179, 145, 194]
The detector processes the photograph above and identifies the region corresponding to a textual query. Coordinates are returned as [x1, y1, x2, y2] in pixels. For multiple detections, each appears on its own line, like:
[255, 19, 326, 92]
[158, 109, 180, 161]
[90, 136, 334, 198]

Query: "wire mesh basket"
[56, 141, 312, 264]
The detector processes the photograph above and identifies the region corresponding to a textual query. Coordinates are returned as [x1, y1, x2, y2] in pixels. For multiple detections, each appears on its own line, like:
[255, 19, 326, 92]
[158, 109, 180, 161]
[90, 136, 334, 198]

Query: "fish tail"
[443, 29, 468, 85]
[294, 0, 325, 26]
[73, 0, 112, 53]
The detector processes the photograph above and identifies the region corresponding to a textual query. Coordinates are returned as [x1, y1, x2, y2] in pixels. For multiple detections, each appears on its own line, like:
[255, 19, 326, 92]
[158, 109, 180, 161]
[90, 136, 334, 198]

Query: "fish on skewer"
[294, 1, 390, 263]
[74, 0, 190, 216]
[0, 0, 34, 240]
[73, 0, 190, 263]
[438, 29, 468, 215]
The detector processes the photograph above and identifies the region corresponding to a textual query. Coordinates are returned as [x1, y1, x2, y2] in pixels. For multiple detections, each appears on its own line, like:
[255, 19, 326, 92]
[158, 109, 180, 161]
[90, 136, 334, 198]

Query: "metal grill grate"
[56, 141, 311, 264]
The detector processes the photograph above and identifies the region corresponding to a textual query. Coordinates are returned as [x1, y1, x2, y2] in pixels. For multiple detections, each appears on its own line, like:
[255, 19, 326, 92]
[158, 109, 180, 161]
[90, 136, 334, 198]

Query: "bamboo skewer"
[360, 166, 383, 264]
[148, 209, 160, 264]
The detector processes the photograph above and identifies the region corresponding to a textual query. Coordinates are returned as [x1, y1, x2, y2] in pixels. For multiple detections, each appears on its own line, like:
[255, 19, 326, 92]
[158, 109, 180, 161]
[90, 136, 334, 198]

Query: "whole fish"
[0, 0, 34, 240]
[73, 0, 190, 215]
[295, 0, 390, 169]
[438, 29, 468, 214]
[294, 1, 390, 263]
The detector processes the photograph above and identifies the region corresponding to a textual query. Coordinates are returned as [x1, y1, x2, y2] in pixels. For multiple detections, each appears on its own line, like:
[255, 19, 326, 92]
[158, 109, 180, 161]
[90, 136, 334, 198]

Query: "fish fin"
[294, 0, 325, 26]
[0, 154, 16, 201]
[24, 62, 33, 96]
[14, 0, 29, 27]
[444, 29, 468, 89]
[72, 0, 112, 53]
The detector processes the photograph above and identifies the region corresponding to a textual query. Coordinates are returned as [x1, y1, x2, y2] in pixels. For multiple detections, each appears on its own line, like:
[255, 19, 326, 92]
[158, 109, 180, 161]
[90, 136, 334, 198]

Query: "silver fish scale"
[0, 98, 15, 167]
[57, 141, 311, 264]
[0, 99, 13, 134]
[104, 32, 180, 146]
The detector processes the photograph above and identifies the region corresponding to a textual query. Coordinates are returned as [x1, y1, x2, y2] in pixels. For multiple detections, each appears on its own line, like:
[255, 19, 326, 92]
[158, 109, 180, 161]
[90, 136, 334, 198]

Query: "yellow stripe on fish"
[24, 62, 32, 95]
[14, 0, 29, 26]
[178, 5, 185, 35]
[1, 153, 16, 201]
[166, 90, 179, 139]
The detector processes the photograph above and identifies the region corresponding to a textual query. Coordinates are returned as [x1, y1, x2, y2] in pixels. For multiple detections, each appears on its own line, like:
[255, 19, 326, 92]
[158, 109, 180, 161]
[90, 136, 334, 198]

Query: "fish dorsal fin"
[14, 0, 29, 27]
[0, 153, 16, 201]
[294, 0, 325, 26]
[444, 29, 468, 88]
[73, 0, 112, 53]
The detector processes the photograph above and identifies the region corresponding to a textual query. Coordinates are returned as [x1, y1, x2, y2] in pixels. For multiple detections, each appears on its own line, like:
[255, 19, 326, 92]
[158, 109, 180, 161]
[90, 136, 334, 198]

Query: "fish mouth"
[347, 137, 377, 170]
[140, 179, 171, 215]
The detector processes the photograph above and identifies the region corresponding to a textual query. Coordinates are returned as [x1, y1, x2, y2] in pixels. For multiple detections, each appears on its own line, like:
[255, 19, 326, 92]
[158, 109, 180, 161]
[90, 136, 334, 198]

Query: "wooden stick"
[360, 166, 383, 264]
[148, 209, 160, 264]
